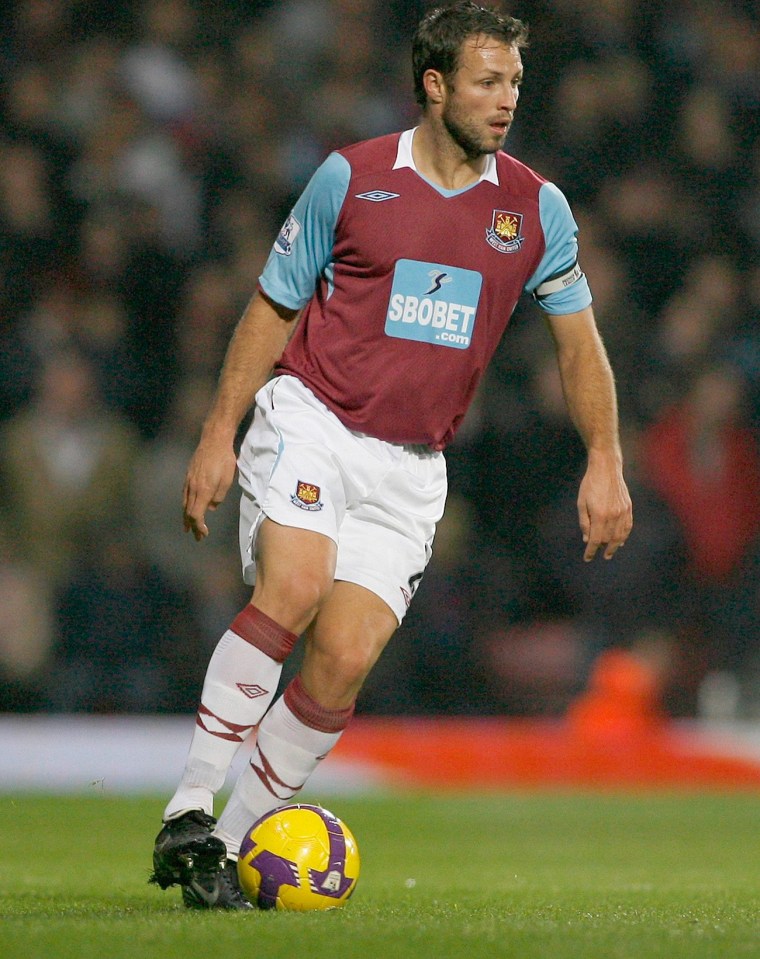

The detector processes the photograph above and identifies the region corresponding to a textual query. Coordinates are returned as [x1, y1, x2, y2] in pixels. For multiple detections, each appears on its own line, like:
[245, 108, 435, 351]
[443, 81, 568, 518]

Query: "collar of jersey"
[392, 127, 499, 196]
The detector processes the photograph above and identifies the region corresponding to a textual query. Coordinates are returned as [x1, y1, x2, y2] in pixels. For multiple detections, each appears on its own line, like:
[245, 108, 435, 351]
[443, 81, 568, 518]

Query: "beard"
[441, 99, 508, 159]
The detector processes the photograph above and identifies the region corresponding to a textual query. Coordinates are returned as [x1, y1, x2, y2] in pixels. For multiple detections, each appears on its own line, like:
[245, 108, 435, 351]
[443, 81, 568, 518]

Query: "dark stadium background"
[0, 0, 758, 726]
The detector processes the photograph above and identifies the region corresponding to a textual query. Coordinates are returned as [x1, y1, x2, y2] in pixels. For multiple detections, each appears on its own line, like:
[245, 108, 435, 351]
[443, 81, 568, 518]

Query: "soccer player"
[150, 1, 633, 909]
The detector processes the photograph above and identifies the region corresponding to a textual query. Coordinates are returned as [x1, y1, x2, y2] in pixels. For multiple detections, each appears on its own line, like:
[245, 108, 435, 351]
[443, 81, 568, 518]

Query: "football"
[237, 803, 360, 910]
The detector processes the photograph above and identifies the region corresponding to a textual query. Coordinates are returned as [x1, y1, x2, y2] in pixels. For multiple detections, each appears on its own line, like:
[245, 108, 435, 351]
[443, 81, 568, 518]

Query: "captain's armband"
[532, 261, 584, 301]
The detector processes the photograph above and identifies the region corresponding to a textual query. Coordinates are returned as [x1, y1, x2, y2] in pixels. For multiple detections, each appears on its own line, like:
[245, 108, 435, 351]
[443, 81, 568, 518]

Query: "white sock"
[214, 675, 354, 858]
[163, 605, 297, 821]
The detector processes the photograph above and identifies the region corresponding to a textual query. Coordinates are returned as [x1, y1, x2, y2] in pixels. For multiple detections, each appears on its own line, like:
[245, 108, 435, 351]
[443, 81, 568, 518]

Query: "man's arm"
[183, 290, 298, 541]
[546, 306, 633, 561]
[181, 152, 348, 540]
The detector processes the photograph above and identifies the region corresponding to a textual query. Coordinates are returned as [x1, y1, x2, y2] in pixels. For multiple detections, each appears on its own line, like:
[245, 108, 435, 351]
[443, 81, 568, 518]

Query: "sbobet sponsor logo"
[385, 259, 482, 350]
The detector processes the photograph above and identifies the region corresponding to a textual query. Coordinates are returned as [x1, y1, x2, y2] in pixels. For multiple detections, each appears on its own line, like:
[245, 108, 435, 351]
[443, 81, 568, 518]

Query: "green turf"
[1, 791, 758, 958]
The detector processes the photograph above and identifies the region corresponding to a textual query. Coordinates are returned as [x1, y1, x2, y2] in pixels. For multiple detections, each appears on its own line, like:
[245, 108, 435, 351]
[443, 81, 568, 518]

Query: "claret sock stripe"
[195, 704, 255, 743]
[230, 605, 298, 663]
[283, 674, 355, 733]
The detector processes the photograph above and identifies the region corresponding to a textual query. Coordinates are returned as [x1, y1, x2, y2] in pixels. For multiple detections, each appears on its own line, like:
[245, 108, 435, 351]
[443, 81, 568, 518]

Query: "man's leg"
[162, 605, 298, 821]
[152, 521, 337, 907]
[214, 579, 397, 859]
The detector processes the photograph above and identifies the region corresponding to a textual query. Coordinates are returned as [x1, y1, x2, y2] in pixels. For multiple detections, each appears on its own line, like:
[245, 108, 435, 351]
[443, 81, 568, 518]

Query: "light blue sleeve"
[258, 152, 351, 310]
[524, 182, 593, 315]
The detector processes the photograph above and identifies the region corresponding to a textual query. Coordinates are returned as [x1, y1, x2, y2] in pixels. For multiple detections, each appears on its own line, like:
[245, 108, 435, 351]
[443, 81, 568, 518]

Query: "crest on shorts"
[291, 480, 324, 511]
[486, 209, 524, 253]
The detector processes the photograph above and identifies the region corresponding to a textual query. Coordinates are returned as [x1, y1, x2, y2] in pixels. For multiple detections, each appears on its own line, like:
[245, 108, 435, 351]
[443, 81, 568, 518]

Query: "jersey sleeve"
[524, 182, 593, 315]
[258, 152, 351, 310]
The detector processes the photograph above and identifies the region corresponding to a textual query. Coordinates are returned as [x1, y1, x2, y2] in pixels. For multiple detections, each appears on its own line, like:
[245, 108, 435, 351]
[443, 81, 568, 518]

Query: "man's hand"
[178, 291, 297, 541]
[577, 452, 633, 561]
[182, 439, 238, 541]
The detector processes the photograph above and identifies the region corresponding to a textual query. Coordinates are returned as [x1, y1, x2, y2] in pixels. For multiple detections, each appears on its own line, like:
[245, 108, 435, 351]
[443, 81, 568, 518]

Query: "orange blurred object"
[567, 649, 667, 736]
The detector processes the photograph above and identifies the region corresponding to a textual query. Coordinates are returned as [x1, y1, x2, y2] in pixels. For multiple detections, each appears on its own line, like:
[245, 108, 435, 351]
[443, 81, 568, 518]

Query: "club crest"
[291, 480, 323, 511]
[486, 209, 524, 254]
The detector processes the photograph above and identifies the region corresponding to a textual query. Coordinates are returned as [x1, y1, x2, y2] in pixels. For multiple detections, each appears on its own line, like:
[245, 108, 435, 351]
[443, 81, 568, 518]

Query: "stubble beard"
[441, 102, 507, 159]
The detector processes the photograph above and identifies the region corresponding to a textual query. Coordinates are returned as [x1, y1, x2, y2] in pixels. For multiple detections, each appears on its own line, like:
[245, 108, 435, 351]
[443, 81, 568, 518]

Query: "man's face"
[439, 36, 523, 158]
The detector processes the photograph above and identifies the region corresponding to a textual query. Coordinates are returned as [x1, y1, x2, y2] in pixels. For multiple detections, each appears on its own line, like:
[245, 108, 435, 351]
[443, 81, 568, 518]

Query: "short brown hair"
[412, 2, 529, 107]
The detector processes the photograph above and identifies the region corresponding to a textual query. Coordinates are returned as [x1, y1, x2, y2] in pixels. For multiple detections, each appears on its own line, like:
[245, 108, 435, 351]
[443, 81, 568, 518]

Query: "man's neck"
[412, 120, 488, 191]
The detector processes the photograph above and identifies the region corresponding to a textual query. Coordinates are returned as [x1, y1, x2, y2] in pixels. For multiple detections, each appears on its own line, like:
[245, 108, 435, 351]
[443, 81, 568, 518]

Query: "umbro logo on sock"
[237, 683, 269, 699]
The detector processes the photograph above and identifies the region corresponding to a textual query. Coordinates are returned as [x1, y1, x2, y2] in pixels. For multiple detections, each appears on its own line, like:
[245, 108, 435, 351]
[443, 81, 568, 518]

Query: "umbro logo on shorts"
[356, 190, 400, 202]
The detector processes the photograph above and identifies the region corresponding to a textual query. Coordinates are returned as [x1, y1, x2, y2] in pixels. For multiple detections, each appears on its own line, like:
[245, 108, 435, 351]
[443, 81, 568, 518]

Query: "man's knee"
[252, 574, 331, 635]
[317, 644, 380, 690]
[303, 589, 398, 704]
[252, 520, 337, 633]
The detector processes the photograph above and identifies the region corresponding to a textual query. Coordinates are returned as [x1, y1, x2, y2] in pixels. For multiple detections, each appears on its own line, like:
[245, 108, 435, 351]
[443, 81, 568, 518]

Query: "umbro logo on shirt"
[356, 190, 400, 202]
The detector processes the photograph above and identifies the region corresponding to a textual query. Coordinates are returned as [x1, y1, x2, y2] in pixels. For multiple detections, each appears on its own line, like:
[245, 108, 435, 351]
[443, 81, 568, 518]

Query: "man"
[150, 1, 632, 910]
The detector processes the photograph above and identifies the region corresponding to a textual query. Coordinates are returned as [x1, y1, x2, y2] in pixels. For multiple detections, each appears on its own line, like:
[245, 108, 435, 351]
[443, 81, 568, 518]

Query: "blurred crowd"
[1, 0, 758, 719]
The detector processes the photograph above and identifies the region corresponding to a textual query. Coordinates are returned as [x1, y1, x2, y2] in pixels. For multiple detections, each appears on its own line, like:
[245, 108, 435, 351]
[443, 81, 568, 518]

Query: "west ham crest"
[486, 209, 524, 254]
[291, 480, 324, 511]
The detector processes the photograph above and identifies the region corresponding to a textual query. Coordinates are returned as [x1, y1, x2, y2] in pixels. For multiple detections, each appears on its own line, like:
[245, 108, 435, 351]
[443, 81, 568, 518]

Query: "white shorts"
[236, 375, 447, 623]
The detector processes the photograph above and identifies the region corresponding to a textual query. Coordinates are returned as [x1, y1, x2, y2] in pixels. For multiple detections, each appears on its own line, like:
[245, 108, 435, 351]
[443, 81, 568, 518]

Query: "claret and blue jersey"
[259, 128, 592, 450]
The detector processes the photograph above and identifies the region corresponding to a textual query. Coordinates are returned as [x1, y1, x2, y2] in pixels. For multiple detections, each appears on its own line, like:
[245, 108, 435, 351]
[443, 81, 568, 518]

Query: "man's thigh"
[248, 518, 338, 635]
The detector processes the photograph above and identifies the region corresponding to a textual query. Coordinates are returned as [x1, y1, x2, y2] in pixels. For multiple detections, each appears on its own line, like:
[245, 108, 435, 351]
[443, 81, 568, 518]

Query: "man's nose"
[502, 85, 518, 111]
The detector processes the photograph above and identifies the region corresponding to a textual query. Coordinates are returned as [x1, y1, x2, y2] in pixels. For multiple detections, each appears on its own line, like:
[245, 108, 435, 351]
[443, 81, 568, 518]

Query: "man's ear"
[423, 68, 446, 105]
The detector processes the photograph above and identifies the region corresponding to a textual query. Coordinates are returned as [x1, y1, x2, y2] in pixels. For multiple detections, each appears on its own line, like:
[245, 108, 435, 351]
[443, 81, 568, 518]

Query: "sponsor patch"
[274, 213, 301, 255]
[486, 209, 524, 254]
[385, 259, 482, 350]
[291, 480, 324, 511]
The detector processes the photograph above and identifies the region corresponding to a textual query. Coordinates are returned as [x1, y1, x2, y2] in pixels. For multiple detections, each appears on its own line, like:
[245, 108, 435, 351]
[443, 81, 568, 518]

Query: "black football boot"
[149, 810, 227, 906]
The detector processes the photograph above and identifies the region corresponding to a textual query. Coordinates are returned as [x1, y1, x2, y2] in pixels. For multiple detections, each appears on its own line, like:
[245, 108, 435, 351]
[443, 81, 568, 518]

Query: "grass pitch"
[1, 791, 758, 959]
